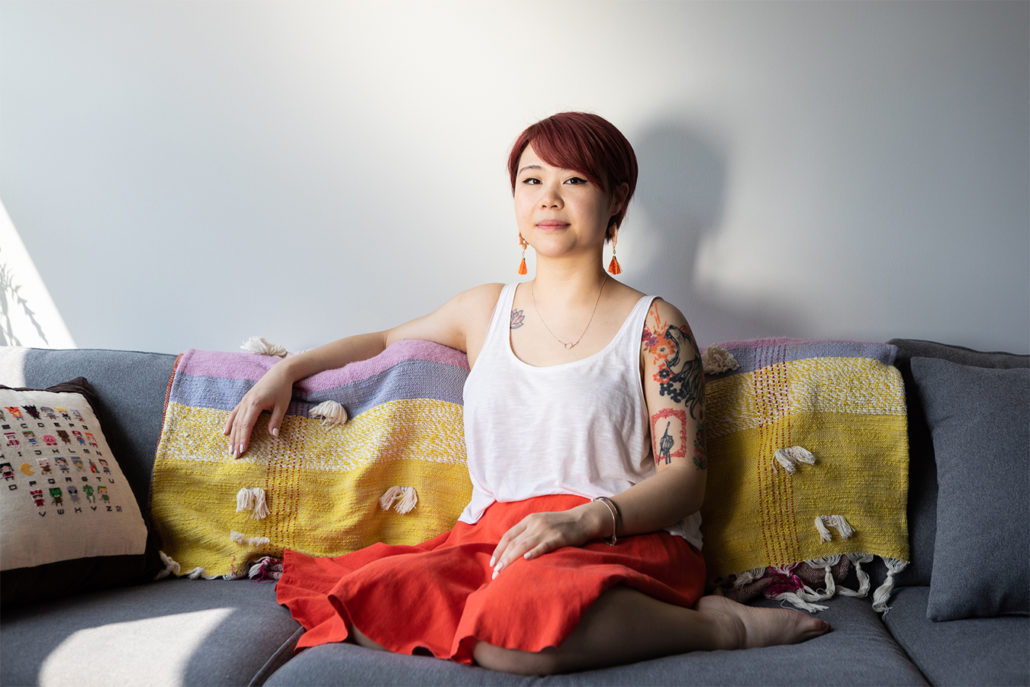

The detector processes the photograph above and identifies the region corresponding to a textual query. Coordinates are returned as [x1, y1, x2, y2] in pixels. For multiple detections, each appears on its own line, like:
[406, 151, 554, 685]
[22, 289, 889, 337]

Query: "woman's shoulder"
[451, 283, 506, 312]
[645, 297, 690, 327]
[438, 283, 507, 334]
[608, 282, 688, 325]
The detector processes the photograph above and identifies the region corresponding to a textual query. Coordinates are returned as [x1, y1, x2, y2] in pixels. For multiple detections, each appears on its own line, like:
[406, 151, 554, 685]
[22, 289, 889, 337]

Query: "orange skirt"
[275, 494, 706, 665]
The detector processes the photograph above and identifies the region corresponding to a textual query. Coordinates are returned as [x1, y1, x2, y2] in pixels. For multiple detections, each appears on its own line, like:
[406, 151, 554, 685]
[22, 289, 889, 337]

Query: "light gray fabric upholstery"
[265, 597, 926, 686]
[884, 587, 1030, 686]
[0, 578, 301, 687]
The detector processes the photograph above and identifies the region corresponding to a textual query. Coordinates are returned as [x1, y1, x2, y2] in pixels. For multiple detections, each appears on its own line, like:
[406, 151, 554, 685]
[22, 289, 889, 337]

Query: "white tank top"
[459, 282, 703, 549]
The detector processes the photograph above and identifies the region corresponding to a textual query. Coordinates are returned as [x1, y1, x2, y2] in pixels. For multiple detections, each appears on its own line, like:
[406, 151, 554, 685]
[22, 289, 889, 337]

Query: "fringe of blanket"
[715, 553, 908, 614]
[155, 551, 284, 582]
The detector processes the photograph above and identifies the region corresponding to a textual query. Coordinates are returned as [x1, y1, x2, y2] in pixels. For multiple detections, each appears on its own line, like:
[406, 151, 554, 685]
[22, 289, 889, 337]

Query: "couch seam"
[248, 625, 305, 687]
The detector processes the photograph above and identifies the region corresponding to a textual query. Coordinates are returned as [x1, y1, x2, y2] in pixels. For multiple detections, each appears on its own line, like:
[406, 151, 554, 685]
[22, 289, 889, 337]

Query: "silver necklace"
[530, 276, 608, 350]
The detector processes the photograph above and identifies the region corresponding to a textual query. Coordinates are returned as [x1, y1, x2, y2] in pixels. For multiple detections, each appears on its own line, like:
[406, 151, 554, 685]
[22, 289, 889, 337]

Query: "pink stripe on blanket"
[178, 339, 468, 390]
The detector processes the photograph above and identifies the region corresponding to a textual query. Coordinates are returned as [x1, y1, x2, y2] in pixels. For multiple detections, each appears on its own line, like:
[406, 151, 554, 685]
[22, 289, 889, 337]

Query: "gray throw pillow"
[910, 357, 1029, 620]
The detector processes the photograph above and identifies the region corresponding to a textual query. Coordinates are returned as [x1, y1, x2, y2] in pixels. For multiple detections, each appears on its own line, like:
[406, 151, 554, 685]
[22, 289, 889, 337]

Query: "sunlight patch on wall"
[0, 199, 75, 348]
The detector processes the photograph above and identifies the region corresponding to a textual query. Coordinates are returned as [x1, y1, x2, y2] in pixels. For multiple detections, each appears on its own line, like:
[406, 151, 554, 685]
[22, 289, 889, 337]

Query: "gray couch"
[1, 339, 1027, 686]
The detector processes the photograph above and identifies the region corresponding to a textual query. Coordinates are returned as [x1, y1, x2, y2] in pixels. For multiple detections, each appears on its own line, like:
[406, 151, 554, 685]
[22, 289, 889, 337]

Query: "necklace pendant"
[563, 342, 577, 350]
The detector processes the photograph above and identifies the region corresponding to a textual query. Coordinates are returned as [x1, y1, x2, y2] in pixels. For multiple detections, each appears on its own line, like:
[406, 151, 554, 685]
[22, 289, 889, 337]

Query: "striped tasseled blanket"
[150, 340, 472, 579]
[700, 338, 910, 612]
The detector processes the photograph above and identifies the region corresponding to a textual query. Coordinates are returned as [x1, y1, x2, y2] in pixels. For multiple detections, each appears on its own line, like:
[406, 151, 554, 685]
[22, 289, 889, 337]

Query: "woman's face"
[513, 144, 620, 261]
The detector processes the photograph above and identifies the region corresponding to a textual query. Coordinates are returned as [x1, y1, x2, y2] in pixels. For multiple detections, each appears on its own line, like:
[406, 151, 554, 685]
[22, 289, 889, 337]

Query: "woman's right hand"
[223, 363, 295, 458]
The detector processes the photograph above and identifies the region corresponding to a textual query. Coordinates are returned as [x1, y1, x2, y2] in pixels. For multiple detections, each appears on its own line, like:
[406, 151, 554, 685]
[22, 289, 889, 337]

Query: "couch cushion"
[887, 339, 1030, 588]
[0, 578, 301, 687]
[0, 378, 152, 605]
[265, 597, 925, 686]
[910, 358, 1029, 620]
[884, 586, 1029, 686]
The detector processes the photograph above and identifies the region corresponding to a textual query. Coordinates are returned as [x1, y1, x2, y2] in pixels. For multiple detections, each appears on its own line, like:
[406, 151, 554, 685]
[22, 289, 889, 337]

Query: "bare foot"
[697, 594, 831, 650]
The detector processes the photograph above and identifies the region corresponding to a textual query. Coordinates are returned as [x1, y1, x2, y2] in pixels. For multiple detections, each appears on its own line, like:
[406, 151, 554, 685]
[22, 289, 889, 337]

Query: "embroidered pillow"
[700, 339, 910, 612]
[150, 340, 472, 579]
[0, 379, 150, 605]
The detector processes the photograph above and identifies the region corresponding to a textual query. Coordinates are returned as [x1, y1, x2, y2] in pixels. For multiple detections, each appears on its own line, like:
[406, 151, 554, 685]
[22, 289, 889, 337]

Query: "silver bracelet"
[592, 496, 621, 546]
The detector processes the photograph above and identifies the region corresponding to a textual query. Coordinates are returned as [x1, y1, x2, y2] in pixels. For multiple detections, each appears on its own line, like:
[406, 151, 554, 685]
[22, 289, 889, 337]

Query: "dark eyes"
[520, 176, 587, 186]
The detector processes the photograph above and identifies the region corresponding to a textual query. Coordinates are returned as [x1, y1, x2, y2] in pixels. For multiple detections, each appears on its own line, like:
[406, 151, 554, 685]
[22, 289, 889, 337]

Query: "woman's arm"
[224, 283, 501, 457]
[619, 298, 706, 529]
[490, 299, 705, 574]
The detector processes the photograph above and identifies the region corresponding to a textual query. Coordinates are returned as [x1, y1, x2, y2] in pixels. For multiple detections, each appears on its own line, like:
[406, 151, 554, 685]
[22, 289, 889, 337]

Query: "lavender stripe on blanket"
[706, 339, 897, 377]
[168, 341, 470, 416]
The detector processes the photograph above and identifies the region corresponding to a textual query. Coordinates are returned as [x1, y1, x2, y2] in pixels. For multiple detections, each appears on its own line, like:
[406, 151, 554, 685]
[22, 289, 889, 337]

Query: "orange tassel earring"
[517, 234, 529, 275]
[607, 228, 622, 275]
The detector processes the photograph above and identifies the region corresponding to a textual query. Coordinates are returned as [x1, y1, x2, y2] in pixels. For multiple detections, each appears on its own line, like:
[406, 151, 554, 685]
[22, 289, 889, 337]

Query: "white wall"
[2, 0, 1027, 354]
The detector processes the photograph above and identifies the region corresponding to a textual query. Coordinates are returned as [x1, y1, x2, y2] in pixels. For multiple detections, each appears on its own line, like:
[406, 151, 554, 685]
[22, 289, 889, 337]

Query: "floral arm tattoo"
[643, 305, 706, 470]
[510, 308, 525, 329]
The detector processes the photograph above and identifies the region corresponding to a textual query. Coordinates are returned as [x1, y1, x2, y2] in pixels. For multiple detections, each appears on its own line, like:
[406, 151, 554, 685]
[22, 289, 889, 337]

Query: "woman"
[224, 112, 830, 675]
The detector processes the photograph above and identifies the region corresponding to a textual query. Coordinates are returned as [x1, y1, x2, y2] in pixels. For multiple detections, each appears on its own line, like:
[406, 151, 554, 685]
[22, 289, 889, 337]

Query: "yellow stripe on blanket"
[151, 398, 471, 578]
[701, 355, 909, 582]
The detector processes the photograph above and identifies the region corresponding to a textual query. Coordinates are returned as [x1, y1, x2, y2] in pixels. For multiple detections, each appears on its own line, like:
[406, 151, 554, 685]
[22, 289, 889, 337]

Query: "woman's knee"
[473, 641, 563, 675]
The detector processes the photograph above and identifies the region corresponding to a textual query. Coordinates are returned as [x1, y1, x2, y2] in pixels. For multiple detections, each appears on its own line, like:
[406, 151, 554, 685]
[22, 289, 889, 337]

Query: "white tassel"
[379, 486, 418, 514]
[230, 530, 271, 546]
[309, 400, 349, 427]
[815, 514, 855, 542]
[872, 557, 909, 613]
[182, 565, 240, 581]
[248, 556, 284, 580]
[154, 551, 182, 580]
[840, 553, 875, 597]
[235, 487, 270, 519]
[733, 567, 767, 588]
[774, 446, 816, 474]
[770, 566, 827, 607]
[240, 336, 288, 357]
[183, 566, 224, 580]
[701, 344, 740, 375]
[773, 592, 829, 613]
[806, 555, 841, 600]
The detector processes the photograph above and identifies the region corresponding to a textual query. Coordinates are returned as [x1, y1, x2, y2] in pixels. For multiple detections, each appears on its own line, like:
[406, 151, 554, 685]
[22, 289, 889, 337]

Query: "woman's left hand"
[489, 503, 605, 579]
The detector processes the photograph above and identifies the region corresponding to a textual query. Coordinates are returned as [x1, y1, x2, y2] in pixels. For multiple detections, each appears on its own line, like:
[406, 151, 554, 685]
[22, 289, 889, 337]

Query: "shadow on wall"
[0, 255, 47, 347]
[632, 119, 804, 345]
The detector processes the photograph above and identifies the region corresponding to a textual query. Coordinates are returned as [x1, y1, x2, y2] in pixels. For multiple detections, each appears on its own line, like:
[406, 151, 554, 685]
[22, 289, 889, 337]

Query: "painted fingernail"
[489, 555, 496, 568]
[271, 427, 279, 437]
[492, 569, 499, 580]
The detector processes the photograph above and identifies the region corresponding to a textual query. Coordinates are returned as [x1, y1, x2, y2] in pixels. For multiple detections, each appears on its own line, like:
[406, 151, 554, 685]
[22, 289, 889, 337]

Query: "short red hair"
[507, 112, 638, 233]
